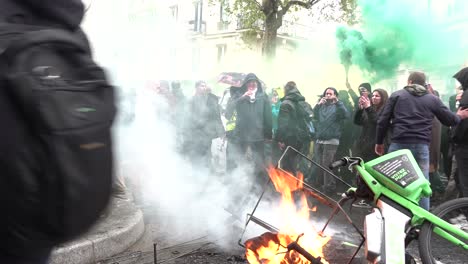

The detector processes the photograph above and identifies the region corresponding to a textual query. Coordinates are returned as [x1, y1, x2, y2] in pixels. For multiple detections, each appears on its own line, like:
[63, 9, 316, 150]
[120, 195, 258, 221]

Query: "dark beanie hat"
[359, 83, 372, 93]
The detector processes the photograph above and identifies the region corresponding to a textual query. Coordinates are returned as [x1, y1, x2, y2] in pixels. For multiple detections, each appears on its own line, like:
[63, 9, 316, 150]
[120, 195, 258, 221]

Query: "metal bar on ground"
[247, 214, 279, 233]
[279, 146, 352, 188]
[154, 243, 157, 264]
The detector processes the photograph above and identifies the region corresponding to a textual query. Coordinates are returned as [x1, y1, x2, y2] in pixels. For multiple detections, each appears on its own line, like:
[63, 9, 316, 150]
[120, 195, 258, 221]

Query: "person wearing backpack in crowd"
[0, 0, 116, 263]
[376, 71, 468, 210]
[313, 87, 349, 194]
[452, 67, 468, 198]
[275, 81, 313, 175]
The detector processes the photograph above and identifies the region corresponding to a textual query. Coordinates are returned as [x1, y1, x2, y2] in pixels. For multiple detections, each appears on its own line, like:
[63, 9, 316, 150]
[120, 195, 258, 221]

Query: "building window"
[217, 44, 227, 63]
[170, 5, 178, 21]
[193, 0, 203, 32]
[220, 2, 226, 22]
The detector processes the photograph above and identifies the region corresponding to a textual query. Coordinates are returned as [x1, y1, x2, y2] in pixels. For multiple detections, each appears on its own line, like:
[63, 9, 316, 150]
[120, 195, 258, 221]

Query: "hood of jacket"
[404, 84, 428, 97]
[0, 0, 84, 30]
[454, 67, 468, 91]
[282, 87, 305, 103]
[240, 73, 263, 94]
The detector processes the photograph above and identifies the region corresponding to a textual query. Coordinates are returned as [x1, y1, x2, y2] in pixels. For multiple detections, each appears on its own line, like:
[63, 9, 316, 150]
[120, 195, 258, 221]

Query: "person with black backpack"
[0, 1, 116, 263]
[275, 81, 314, 175]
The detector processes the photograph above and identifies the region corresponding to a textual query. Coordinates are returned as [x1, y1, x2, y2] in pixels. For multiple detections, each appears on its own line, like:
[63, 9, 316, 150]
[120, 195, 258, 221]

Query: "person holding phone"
[313, 87, 349, 194]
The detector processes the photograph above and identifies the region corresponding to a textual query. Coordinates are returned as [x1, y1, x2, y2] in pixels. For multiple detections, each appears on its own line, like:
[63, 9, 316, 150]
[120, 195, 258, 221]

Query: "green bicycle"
[328, 149, 468, 263]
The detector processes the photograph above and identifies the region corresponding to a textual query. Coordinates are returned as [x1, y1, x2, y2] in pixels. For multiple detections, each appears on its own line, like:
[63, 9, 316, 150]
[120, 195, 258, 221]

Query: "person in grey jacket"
[313, 87, 349, 193]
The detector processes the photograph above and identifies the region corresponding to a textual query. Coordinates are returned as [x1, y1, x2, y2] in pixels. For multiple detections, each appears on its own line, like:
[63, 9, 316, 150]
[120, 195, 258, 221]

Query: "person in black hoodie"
[0, 1, 93, 263]
[225, 73, 272, 185]
[452, 67, 468, 197]
[275, 81, 311, 174]
[376, 71, 468, 210]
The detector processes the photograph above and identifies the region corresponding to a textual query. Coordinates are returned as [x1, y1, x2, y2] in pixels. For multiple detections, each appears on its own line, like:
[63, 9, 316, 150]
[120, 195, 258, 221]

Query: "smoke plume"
[336, 0, 465, 83]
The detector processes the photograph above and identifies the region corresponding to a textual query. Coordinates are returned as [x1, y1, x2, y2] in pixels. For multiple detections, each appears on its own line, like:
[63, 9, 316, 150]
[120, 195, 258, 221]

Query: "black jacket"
[313, 100, 349, 140]
[452, 91, 468, 145]
[275, 87, 307, 147]
[354, 106, 388, 161]
[225, 73, 272, 142]
[377, 84, 460, 145]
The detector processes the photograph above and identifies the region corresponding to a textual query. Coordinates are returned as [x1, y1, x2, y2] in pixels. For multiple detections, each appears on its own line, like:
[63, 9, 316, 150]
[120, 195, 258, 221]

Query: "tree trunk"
[262, 13, 279, 60]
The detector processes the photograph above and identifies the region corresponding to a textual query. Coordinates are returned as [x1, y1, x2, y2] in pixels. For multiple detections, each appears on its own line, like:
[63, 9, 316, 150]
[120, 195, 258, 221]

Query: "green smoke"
[336, 0, 465, 83]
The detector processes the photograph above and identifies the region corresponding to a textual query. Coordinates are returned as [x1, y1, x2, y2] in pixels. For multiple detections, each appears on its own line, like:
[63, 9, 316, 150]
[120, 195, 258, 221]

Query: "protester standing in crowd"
[225, 73, 272, 186]
[185, 81, 224, 171]
[336, 90, 355, 162]
[425, 86, 445, 198]
[268, 88, 282, 165]
[355, 88, 389, 161]
[346, 82, 372, 157]
[443, 87, 464, 201]
[376, 72, 468, 210]
[313, 87, 349, 194]
[452, 67, 468, 198]
[271, 88, 282, 137]
[171, 81, 187, 153]
[275, 82, 313, 174]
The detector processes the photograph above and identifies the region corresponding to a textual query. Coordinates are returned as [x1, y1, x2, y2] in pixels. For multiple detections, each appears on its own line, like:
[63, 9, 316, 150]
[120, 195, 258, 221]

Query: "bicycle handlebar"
[329, 157, 363, 170]
[329, 158, 348, 170]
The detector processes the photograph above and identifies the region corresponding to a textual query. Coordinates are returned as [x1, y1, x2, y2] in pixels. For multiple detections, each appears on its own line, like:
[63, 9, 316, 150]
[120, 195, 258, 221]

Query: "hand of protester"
[330, 94, 338, 103]
[426, 83, 435, 95]
[278, 142, 286, 150]
[375, 144, 385, 156]
[318, 98, 327, 105]
[456, 107, 468, 120]
[358, 97, 365, 109]
[242, 90, 253, 99]
[361, 96, 371, 109]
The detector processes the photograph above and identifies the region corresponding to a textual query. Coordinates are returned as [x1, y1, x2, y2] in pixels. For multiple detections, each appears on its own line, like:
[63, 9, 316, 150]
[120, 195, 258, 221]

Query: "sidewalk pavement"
[49, 197, 144, 264]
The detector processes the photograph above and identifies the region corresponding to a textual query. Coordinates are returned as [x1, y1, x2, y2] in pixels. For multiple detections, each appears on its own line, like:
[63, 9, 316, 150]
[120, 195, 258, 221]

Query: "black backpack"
[0, 24, 115, 251]
[293, 100, 316, 141]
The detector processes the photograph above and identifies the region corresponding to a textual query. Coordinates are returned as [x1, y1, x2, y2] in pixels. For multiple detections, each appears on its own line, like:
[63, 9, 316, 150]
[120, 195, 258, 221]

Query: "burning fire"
[245, 167, 331, 264]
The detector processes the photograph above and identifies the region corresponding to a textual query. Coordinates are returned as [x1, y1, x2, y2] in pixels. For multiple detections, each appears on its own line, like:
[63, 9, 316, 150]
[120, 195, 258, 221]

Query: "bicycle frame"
[355, 161, 468, 250]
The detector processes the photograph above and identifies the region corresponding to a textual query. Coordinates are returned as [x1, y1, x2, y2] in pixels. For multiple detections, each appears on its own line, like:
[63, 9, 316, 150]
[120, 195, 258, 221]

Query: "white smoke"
[81, 0, 358, 253]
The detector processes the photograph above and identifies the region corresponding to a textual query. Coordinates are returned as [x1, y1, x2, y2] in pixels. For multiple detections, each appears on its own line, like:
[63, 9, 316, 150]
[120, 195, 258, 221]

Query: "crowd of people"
[149, 69, 468, 212]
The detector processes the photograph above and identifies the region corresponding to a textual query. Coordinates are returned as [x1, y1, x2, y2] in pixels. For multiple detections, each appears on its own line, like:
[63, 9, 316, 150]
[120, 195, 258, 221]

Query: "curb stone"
[49, 199, 144, 264]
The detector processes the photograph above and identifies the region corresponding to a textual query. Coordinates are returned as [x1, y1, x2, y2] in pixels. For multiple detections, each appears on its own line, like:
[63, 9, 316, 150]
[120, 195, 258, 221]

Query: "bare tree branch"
[251, 0, 262, 9]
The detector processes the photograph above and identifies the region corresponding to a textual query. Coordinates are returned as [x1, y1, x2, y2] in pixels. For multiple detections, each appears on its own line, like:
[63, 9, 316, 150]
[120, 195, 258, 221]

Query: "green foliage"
[211, 0, 359, 30]
[240, 29, 262, 48]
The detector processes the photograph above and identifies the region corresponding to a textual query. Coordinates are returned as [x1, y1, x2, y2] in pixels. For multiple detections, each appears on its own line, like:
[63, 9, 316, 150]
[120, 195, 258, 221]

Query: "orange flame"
[245, 167, 331, 264]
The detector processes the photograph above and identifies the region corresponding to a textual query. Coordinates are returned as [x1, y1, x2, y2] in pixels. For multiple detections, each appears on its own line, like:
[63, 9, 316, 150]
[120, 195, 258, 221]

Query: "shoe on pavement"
[352, 200, 372, 209]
